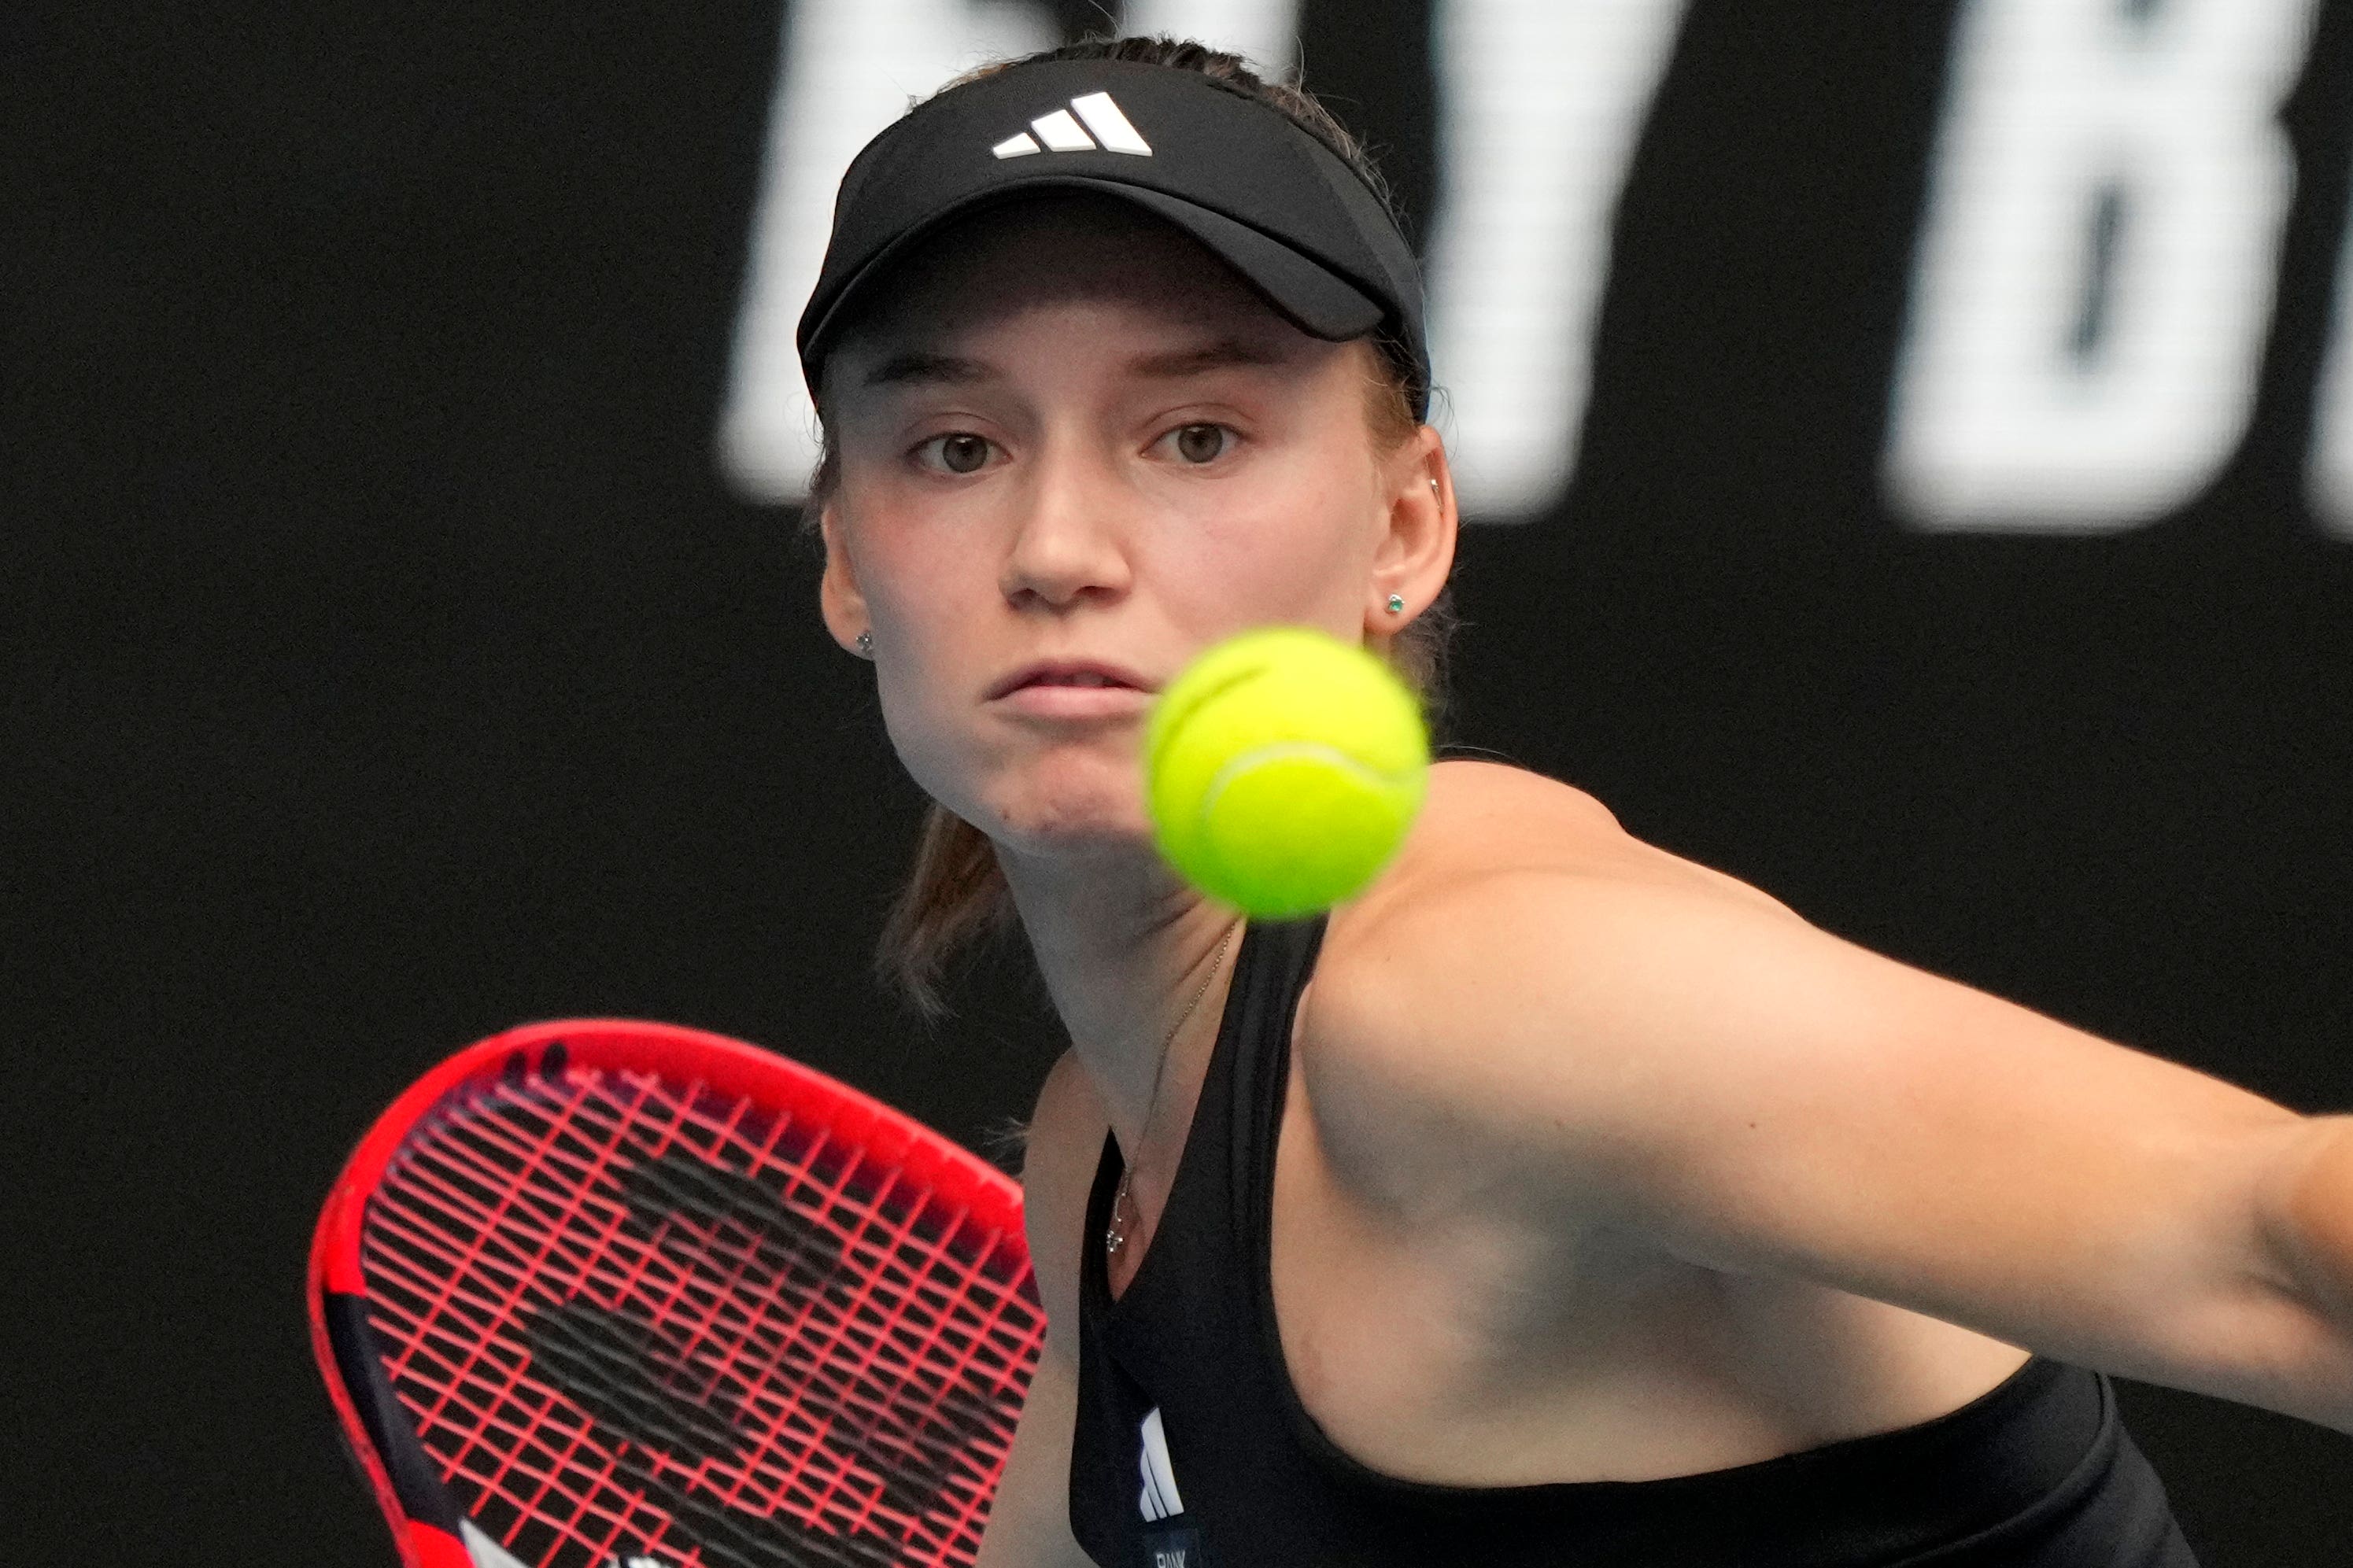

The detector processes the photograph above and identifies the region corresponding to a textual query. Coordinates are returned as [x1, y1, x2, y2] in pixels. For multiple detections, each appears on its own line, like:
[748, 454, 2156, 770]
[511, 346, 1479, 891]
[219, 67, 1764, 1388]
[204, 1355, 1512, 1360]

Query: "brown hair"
[806, 35, 1462, 1020]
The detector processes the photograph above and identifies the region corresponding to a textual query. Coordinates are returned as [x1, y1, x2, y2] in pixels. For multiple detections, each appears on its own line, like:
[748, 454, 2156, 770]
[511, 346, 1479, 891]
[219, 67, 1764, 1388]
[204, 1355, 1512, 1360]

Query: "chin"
[970, 761, 1155, 861]
[989, 798, 1152, 860]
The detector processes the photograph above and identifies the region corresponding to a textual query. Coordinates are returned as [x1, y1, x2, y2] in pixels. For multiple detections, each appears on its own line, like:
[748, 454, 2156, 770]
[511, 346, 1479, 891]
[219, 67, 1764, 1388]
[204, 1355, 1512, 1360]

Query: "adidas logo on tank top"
[1137, 1406, 1208, 1566]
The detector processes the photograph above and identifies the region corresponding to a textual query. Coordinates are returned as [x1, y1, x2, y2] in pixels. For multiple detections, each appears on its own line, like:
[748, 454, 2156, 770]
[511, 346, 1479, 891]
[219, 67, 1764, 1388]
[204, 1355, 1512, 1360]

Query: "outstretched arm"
[1313, 867, 2353, 1434]
[2266, 1120, 2353, 1370]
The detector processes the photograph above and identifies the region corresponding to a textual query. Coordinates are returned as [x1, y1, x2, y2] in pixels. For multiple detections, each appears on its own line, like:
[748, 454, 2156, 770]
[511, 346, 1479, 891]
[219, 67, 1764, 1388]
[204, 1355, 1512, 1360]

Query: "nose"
[998, 437, 1134, 611]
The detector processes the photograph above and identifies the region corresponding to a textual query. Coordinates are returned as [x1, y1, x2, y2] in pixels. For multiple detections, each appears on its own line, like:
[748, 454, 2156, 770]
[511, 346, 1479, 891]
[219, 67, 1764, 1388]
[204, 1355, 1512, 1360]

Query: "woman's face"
[817, 194, 1448, 866]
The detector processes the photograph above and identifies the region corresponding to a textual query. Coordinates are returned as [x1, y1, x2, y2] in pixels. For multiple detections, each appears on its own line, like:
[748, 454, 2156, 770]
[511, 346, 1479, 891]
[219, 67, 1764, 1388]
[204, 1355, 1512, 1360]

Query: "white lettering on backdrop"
[1886, 0, 2321, 531]
[721, 0, 2348, 540]
[2304, 183, 2353, 539]
[1423, 0, 1690, 521]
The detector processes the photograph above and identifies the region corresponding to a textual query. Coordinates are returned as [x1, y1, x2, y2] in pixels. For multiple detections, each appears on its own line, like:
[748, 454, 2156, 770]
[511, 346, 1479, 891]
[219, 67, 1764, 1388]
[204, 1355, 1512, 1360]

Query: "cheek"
[834, 510, 988, 783]
[843, 493, 996, 632]
[1167, 439, 1381, 619]
[872, 675, 962, 806]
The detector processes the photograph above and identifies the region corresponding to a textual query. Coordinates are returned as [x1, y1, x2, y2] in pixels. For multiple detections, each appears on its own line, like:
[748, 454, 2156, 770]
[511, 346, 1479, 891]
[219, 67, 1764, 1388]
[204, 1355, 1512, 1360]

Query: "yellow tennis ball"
[1144, 625, 1429, 918]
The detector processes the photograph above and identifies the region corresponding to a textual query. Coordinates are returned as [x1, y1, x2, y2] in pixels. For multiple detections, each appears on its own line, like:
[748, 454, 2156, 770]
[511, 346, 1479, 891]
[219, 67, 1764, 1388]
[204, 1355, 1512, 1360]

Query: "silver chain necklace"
[1105, 924, 1236, 1260]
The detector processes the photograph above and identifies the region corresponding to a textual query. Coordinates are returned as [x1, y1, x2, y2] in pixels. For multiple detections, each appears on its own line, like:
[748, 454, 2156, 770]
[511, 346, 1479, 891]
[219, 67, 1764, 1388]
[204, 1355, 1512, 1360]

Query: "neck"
[996, 842, 1242, 1158]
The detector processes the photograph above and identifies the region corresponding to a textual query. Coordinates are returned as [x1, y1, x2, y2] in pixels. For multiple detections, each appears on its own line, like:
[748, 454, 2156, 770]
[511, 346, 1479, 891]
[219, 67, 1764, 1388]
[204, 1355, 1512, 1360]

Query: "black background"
[12, 2, 2351, 1562]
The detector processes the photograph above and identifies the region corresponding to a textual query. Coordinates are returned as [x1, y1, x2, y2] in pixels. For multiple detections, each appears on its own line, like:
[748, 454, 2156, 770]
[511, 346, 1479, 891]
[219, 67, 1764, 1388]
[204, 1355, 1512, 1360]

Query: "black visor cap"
[796, 58, 1428, 417]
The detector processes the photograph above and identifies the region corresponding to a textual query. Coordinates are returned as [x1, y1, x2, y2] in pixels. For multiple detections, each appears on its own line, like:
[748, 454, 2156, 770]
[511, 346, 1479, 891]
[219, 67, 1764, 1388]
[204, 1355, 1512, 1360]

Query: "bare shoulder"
[1327, 759, 1800, 1022]
[1370, 758, 1797, 919]
[1018, 1050, 1110, 1335]
[1402, 757, 1627, 862]
[1300, 762, 1808, 1219]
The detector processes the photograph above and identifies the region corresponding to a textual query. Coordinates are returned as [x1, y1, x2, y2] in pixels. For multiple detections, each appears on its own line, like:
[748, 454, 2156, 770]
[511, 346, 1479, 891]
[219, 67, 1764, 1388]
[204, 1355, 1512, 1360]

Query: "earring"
[1386, 594, 1406, 614]
[855, 631, 874, 658]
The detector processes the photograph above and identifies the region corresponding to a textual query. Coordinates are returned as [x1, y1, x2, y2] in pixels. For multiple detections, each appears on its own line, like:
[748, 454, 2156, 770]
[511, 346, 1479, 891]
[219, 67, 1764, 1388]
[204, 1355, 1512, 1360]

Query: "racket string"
[357, 1064, 1043, 1568]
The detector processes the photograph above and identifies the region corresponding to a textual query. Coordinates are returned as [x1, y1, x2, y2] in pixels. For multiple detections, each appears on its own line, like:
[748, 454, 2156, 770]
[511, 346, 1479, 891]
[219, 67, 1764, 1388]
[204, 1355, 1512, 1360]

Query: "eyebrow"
[856, 337, 1292, 391]
[860, 351, 996, 389]
[1124, 338, 1292, 378]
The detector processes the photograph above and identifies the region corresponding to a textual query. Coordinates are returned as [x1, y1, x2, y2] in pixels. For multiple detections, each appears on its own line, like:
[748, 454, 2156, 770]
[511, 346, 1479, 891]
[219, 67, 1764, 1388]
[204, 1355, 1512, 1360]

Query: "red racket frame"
[307, 1018, 1040, 1568]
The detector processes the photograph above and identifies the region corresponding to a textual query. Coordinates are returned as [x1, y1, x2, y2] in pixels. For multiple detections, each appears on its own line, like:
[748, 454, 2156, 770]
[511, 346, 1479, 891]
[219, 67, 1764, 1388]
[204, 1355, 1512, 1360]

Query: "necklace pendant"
[1105, 1170, 1133, 1256]
[1104, 925, 1232, 1270]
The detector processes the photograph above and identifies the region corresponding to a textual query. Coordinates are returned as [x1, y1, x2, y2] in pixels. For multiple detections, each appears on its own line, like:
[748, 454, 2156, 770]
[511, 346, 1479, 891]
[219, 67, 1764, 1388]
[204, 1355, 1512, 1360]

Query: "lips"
[987, 660, 1157, 700]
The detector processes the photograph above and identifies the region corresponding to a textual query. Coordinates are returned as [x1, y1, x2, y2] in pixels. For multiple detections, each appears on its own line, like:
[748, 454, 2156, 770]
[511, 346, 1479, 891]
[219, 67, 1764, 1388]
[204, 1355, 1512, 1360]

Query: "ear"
[815, 496, 871, 655]
[1365, 424, 1458, 635]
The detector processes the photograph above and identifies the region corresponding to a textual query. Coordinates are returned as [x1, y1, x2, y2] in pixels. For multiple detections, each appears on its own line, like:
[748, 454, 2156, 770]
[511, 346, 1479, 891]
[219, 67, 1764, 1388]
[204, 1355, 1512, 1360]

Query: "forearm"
[2258, 1112, 2353, 1430]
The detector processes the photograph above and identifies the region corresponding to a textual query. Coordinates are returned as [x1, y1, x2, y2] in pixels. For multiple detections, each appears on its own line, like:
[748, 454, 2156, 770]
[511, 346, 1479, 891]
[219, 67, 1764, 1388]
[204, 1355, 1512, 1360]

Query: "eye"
[1163, 423, 1233, 465]
[916, 433, 996, 475]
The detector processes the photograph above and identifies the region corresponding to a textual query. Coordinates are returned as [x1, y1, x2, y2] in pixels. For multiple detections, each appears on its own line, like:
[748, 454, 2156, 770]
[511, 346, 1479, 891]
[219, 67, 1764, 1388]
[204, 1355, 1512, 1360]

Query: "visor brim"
[798, 175, 1388, 374]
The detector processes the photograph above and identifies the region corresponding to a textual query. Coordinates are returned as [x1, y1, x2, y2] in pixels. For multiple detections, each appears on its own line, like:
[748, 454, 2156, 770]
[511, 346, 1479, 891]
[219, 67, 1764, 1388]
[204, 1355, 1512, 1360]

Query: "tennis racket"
[307, 1018, 1044, 1568]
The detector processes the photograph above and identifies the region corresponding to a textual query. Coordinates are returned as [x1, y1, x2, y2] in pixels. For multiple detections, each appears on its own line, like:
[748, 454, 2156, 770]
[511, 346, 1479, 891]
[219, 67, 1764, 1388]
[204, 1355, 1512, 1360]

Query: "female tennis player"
[793, 36, 2353, 1568]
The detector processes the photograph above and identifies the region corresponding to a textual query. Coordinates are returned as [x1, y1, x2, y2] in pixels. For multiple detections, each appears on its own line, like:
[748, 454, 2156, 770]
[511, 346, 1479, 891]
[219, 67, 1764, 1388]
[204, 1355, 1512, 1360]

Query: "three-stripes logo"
[1137, 1406, 1184, 1523]
[1136, 1407, 1208, 1566]
[992, 91, 1152, 160]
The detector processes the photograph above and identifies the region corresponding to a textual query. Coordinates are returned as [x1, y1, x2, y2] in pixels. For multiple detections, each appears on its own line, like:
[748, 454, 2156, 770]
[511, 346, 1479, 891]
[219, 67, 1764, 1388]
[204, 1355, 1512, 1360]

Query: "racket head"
[307, 1018, 1043, 1568]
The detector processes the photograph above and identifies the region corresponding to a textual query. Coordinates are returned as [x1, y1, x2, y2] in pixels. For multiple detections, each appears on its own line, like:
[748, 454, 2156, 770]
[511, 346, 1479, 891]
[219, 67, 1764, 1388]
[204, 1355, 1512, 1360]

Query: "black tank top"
[1068, 913, 2200, 1567]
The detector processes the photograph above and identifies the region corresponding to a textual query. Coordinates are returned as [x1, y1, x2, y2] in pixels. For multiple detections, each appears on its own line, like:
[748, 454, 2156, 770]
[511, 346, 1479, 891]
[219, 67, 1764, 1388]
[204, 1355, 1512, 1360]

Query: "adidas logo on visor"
[992, 91, 1152, 159]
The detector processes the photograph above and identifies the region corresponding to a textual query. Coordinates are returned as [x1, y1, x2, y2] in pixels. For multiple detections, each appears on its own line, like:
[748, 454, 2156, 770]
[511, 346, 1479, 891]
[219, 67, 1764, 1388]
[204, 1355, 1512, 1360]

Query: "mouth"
[988, 661, 1157, 700]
